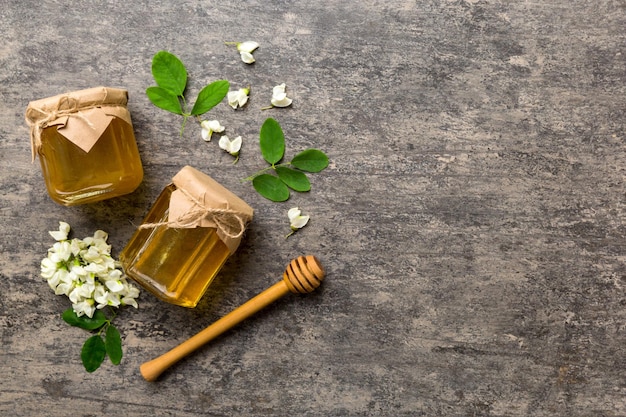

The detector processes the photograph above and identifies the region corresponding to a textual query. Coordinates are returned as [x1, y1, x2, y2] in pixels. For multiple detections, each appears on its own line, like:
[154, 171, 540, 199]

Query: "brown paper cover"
[168, 166, 254, 254]
[25, 86, 132, 159]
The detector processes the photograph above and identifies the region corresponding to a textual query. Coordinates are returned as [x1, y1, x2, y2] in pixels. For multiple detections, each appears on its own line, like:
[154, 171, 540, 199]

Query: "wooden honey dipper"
[140, 255, 325, 381]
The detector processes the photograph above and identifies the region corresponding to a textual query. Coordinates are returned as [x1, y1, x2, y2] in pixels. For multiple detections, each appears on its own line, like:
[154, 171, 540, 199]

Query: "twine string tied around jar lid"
[139, 187, 248, 240]
[26, 95, 100, 161]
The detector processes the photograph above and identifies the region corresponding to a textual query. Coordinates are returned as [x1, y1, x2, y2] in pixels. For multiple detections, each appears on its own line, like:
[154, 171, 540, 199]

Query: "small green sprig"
[146, 50, 229, 134]
[62, 308, 122, 372]
[244, 118, 329, 202]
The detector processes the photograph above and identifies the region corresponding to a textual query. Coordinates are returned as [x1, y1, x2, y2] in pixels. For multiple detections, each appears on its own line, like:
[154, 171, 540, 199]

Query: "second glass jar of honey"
[119, 166, 254, 307]
[25, 86, 143, 205]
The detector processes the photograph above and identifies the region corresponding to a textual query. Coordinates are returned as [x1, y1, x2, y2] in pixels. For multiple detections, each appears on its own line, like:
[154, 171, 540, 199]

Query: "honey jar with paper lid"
[25, 87, 143, 205]
[119, 166, 254, 307]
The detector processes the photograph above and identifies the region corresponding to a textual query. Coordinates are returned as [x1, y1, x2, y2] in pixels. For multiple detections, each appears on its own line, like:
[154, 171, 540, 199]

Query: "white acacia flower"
[119, 282, 140, 308]
[121, 287, 140, 308]
[49, 241, 72, 263]
[200, 120, 225, 142]
[219, 135, 242, 163]
[70, 264, 88, 279]
[122, 296, 139, 309]
[271, 83, 293, 108]
[82, 245, 105, 263]
[227, 88, 250, 109]
[288, 207, 310, 229]
[69, 282, 95, 304]
[55, 273, 75, 297]
[218, 135, 242, 154]
[94, 286, 110, 307]
[84, 262, 107, 275]
[73, 299, 95, 318]
[286, 207, 310, 238]
[236, 41, 259, 63]
[41, 257, 59, 279]
[105, 279, 125, 293]
[93, 229, 108, 241]
[41, 222, 140, 318]
[49, 221, 70, 241]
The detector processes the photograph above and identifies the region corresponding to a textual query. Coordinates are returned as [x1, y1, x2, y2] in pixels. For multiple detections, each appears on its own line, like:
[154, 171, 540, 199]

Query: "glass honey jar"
[25, 87, 143, 205]
[119, 166, 254, 307]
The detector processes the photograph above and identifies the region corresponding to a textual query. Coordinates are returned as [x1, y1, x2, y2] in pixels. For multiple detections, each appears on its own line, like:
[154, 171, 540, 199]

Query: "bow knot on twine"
[139, 188, 248, 240]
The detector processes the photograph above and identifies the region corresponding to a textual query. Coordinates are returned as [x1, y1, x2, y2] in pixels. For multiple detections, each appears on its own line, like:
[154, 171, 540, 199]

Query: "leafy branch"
[146, 50, 229, 134]
[62, 308, 123, 372]
[244, 118, 329, 202]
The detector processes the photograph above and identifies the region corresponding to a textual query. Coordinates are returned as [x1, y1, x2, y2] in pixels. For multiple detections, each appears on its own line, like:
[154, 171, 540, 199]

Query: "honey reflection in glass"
[119, 185, 230, 307]
[38, 118, 143, 205]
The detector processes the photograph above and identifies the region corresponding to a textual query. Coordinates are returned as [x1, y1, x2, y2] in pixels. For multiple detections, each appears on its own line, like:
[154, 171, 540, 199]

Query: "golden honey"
[26, 87, 143, 205]
[120, 167, 254, 307]
[120, 185, 230, 307]
[38, 118, 143, 205]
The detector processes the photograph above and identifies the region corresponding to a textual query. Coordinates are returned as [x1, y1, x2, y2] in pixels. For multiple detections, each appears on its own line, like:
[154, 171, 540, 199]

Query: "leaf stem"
[180, 94, 189, 113]
[180, 115, 190, 136]
[242, 162, 292, 182]
[95, 307, 117, 336]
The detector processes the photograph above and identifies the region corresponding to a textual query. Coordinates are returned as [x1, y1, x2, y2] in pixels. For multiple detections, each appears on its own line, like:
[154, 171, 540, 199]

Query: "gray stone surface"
[2, 1, 626, 416]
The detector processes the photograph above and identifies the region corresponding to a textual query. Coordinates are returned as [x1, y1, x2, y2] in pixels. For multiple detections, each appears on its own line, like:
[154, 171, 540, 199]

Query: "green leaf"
[252, 174, 290, 202]
[151, 51, 187, 96]
[81, 335, 106, 373]
[259, 118, 285, 165]
[190, 80, 230, 115]
[62, 308, 107, 330]
[290, 149, 329, 173]
[105, 325, 123, 365]
[275, 166, 311, 192]
[146, 86, 184, 115]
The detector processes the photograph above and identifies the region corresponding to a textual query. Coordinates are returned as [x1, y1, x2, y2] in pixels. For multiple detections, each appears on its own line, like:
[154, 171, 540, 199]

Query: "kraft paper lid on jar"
[119, 166, 254, 308]
[25, 86, 143, 206]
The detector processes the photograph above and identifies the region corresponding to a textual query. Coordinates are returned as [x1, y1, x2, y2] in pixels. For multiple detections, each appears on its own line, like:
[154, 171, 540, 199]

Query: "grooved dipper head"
[283, 255, 325, 294]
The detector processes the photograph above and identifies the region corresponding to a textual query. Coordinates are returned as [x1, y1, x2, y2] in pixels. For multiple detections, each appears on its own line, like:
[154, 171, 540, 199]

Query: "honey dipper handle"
[140, 280, 290, 382]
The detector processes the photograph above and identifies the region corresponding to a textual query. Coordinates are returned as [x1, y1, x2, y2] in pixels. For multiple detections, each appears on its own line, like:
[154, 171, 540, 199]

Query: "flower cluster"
[41, 222, 139, 318]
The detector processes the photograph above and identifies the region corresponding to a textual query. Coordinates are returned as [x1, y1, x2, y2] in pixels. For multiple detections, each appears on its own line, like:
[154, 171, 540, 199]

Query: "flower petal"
[49, 221, 70, 241]
[237, 41, 259, 53]
[288, 207, 302, 221]
[230, 136, 242, 153]
[218, 136, 231, 152]
[291, 215, 310, 229]
[272, 83, 287, 97]
[105, 280, 125, 293]
[210, 121, 225, 132]
[240, 51, 255, 64]
[271, 97, 293, 108]
[227, 91, 240, 109]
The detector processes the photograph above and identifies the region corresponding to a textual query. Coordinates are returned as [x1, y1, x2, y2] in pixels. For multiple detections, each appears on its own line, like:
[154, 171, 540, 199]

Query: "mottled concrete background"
[1, 1, 626, 416]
